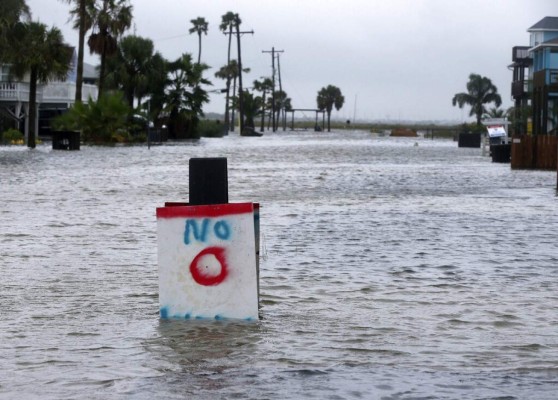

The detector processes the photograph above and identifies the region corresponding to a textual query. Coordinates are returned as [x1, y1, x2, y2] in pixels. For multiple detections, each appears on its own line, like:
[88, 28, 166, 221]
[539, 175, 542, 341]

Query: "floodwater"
[1, 131, 557, 399]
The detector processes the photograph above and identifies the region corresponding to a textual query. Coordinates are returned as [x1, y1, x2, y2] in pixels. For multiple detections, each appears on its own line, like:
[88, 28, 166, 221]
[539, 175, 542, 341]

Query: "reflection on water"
[1, 131, 558, 399]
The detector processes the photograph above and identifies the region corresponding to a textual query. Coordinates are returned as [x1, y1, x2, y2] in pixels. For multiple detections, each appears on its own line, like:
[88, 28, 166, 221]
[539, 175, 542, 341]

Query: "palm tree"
[0, 0, 30, 30]
[215, 60, 248, 132]
[274, 90, 291, 131]
[87, 0, 133, 98]
[189, 17, 208, 65]
[165, 54, 211, 139]
[317, 85, 345, 132]
[238, 90, 261, 133]
[0, 0, 30, 55]
[63, 0, 94, 103]
[452, 73, 502, 126]
[0, 0, 30, 31]
[104, 35, 158, 108]
[483, 107, 507, 119]
[253, 78, 273, 132]
[219, 12, 237, 133]
[142, 53, 167, 124]
[10, 22, 71, 148]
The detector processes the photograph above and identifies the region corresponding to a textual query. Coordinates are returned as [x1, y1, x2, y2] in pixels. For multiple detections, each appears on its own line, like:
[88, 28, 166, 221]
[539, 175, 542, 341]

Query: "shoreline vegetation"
[199, 118, 469, 140]
[0, 117, 471, 145]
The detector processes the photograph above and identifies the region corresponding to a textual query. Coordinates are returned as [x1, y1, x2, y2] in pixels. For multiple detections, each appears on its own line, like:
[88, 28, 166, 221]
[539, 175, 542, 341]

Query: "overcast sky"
[26, 0, 557, 123]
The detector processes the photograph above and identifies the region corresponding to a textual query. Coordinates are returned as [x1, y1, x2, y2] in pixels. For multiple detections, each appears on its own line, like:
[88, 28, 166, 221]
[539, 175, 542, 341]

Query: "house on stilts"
[510, 16, 558, 170]
[0, 48, 98, 142]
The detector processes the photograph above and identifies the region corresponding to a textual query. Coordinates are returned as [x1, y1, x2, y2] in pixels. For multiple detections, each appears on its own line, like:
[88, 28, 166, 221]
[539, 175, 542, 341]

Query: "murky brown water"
[1, 131, 557, 399]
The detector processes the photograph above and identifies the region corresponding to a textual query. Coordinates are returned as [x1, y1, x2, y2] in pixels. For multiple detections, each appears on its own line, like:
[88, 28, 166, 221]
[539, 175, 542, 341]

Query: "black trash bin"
[490, 144, 511, 163]
[52, 131, 80, 150]
[458, 133, 481, 148]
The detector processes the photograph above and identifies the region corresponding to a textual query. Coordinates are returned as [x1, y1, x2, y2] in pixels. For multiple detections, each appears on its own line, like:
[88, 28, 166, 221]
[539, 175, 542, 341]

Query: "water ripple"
[1, 132, 558, 399]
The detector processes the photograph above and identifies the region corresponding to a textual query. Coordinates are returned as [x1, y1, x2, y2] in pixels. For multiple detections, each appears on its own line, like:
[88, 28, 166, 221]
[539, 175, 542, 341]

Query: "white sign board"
[486, 125, 507, 138]
[157, 203, 258, 321]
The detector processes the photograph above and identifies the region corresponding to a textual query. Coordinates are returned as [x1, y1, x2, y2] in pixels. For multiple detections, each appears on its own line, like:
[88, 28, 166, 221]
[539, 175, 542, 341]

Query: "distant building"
[528, 17, 558, 135]
[0, 48, 98, 139]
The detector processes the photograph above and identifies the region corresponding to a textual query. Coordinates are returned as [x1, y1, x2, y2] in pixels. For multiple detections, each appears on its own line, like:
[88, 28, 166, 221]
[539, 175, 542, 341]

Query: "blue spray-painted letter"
[214, 220, 231, 240]
[184, 218, 231, 244]
[184, 218, 210, 244]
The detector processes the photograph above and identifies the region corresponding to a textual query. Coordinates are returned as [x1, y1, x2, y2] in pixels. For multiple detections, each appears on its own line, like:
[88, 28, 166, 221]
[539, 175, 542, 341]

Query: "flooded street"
[1, 131, 557, 399]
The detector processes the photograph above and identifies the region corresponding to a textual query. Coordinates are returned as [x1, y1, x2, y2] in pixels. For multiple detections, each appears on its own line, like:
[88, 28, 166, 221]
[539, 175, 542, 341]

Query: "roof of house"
[528, 16, 558, 31]
[530, 37, 558, 52]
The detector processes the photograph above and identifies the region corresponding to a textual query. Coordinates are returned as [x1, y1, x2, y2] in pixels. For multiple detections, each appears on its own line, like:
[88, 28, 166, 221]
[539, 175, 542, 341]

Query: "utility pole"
[262, 47, 284, 132]
[277, 53, 285, 131]
[224, 24, 253, 135]
[236, 23, 253, 135]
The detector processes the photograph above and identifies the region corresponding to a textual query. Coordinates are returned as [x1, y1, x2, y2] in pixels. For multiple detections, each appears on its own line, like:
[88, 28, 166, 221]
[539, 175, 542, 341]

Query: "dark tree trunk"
[223, 25, 233, 135]
[260, 91, 266, 132]
[230, 75, 237, 132]
[236, 21, 244, 135]
[197, 33, 202, 64]
[98, 35, 107, 98]
[126, 88, 134, 108]
[28, 67, 37, 148]
[75, 0, 86, 103]
[223, 76, 231, 135]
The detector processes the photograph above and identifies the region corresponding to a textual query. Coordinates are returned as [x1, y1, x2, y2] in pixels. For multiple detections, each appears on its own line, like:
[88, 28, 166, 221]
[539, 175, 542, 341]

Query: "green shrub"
[53, 92, 131, 144]
[1, 128, 24, 144]
[198, 119, 225, 138]
[459, 122, 486, 135]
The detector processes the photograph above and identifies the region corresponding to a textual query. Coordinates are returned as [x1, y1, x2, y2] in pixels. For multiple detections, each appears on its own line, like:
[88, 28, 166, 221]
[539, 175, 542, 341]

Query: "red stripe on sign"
[156, 202, 254, 219]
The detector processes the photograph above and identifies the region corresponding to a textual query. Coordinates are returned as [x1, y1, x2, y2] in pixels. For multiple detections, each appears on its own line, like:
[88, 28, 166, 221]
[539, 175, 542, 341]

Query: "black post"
[189, 158, 229, 205]
[147, 100, 151, 150]
[271, 47, 276, 132]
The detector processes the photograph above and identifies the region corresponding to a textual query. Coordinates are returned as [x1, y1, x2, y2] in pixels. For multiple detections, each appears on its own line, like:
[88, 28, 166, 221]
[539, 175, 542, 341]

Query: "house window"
[0, 65, 11, 82]
[530, 32, 543, 47]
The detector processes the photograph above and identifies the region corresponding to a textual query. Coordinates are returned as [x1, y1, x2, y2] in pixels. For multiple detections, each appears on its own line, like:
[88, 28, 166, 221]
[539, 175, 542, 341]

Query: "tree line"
[1, 0, 347, 146]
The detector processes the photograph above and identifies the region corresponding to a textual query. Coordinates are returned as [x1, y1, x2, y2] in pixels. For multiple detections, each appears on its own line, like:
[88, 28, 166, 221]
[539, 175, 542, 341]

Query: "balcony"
[511, 80, 532, 98]
[0, 81, 97, 104]
[512, 46, 532, 63]
[0, 82, 41, 102]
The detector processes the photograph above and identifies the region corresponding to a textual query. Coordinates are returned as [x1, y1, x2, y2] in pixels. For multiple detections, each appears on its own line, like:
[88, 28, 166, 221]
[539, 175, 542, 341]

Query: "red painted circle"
[189, 246, 228, 286]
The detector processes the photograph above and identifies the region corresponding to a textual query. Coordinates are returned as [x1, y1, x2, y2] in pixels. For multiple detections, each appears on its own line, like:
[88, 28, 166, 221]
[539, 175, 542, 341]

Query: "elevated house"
[509, 16, 558, 170]
[0, 48, 98, 140]
[528, 16, 558, 135]
[509, 45, 532, 134]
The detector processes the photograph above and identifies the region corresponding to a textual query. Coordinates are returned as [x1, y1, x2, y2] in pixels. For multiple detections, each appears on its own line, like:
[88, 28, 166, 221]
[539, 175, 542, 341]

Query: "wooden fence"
[511, 135, 557, 170]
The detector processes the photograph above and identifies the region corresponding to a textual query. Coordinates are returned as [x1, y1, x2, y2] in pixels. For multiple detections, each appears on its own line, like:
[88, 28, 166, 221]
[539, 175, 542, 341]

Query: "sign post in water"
[156, 158, 260, 321]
